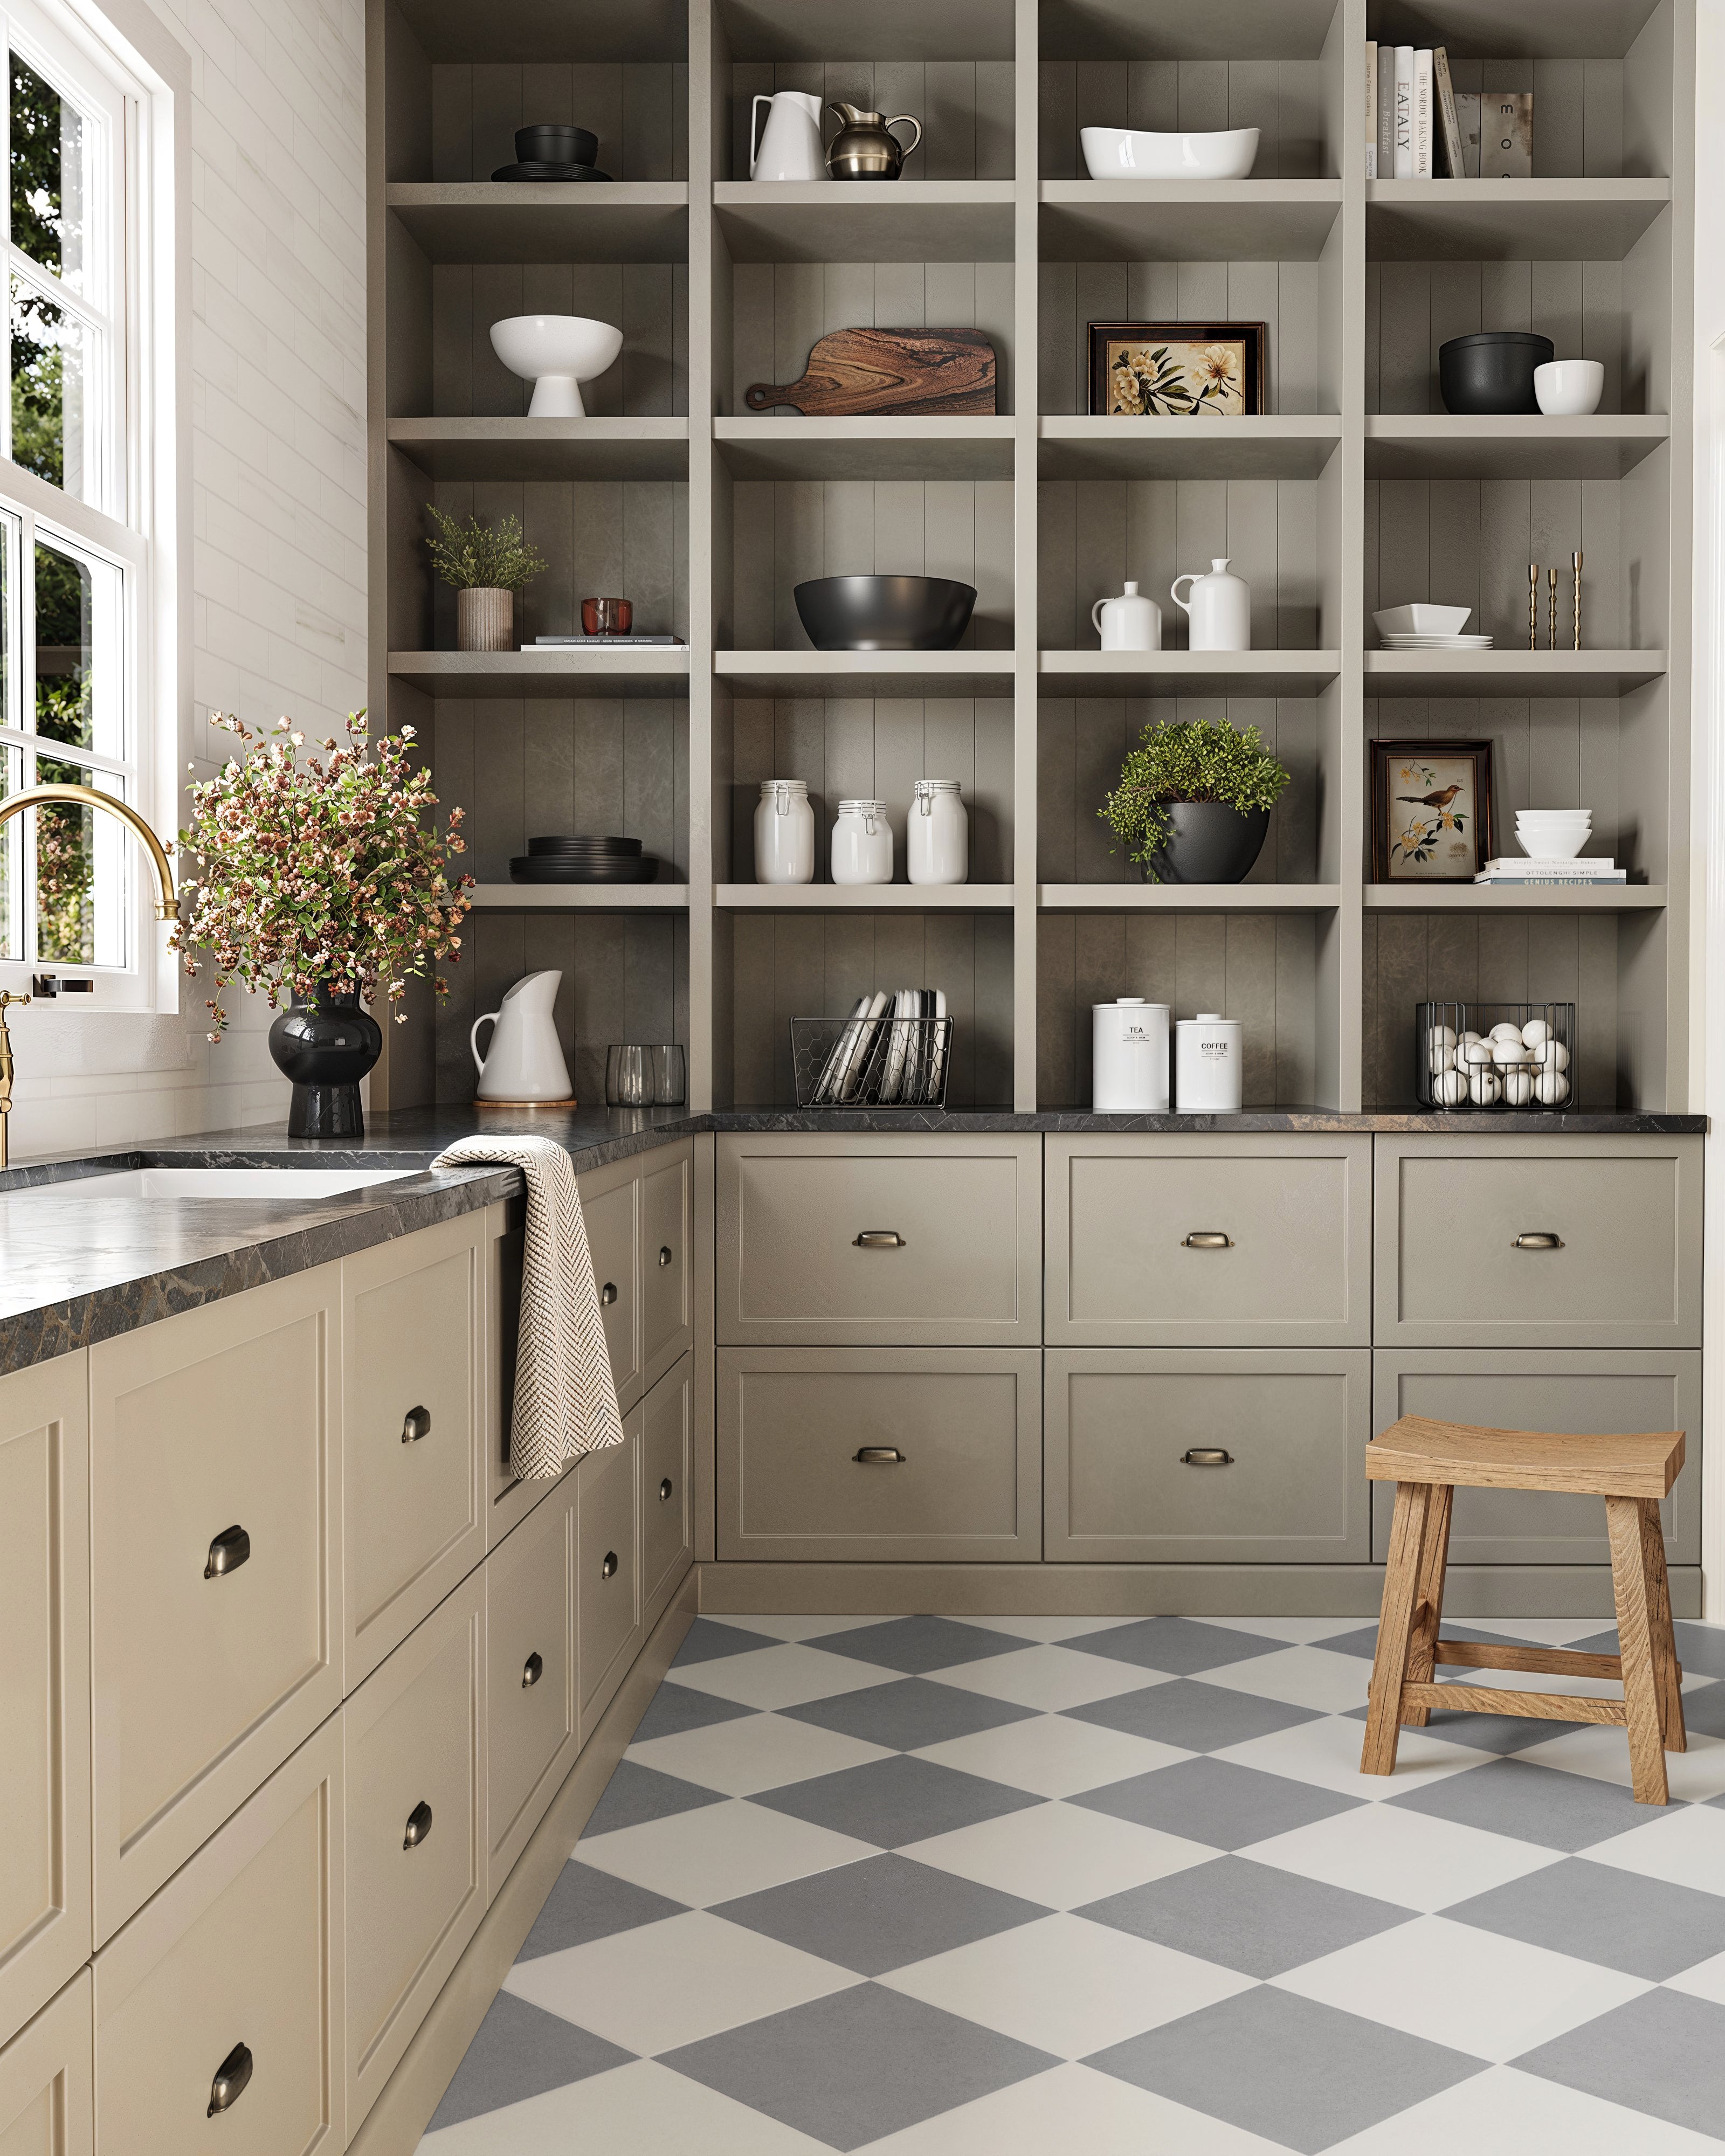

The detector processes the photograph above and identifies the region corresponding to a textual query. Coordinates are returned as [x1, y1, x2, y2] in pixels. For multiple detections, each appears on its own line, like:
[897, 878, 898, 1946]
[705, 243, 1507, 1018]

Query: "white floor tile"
[709, 1615, 884, 1642]
[1321, 2062, 1725, 2155]
[902, 1799, 1213, 1909]
[933, 1644, 1173, 1711]
[1247, 1800, 1561, 1912]
[668, 1642, 895, 1710]
[1514, 1725, 1725, 1803]
[628, 1715, 894, 1796]
[1274, 1913, 1650, 2063]
[575, 1797, 875, 1905]
[419, 2058, 832, 2154]
[955, 1615, 1140, 1642]
[853, 2061, 1289, 2155]
[1664, 1948, 1725, 2006]
[1212, 1712, 1495, 1800]
[1198, 1647, 1374, 1716]
[881, 1913, 1256, 2059]
[1584, 1801, 1725, 1895]
[913, 1712, 1195, 1800]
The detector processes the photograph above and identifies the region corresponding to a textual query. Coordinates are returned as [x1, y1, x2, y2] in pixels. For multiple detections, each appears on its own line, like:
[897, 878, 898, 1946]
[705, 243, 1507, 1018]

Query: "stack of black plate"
[492, 124, 612, 183]
[510, 836, 657, 884]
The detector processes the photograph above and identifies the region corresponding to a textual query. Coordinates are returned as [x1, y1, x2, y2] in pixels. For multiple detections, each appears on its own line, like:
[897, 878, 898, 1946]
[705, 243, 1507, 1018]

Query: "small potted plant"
[1100, 716, 1291, 884]
[425, 506, 547, 652]
[171, 711, 474, 1137]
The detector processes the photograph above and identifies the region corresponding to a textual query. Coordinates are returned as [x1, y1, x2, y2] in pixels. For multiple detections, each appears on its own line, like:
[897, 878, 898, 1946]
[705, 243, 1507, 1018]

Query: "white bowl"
[1516, 830, 1589, 859]
[489, 314, 623, 417]
[1372, 603, 1472, 637]
[1534, 359, 1605, 417]
[1080, 125, 1260, 181]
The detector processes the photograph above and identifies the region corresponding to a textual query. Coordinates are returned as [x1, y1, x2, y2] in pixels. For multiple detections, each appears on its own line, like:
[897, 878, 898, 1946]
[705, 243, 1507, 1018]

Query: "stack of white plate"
[1372, 603, 1492, 651]
[1516, 808, 1591, 860]
[1382, 632, 1495, 648]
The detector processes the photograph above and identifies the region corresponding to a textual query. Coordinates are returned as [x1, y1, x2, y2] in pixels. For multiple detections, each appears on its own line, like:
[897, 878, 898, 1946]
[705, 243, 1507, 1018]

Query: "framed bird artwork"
[1371, 740, 1496, 882]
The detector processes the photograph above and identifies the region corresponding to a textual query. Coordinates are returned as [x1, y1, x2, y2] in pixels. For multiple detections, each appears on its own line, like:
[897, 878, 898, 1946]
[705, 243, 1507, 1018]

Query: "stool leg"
[1361, 1480, 1431, 1777]
[1606, 1495, 1669, 1805]
[1402, 1481, 1453, 1727]
[1638, 1497, 1686, 1753]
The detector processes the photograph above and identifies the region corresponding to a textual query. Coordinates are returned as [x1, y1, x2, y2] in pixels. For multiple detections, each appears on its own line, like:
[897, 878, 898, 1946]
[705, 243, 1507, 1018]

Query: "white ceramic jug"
[749, 91, 825, 181]
[471, 971, 574, 1102]
[1170, 557, 1252, 652]
[1092, 579, 1163, 651]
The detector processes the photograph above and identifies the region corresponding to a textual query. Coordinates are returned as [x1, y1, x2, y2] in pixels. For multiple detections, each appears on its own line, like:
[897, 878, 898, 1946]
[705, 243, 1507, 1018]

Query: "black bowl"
[1144, 802, 1270, 885]
[516, 123, 598, 167]
[511, 855, 657, 882]
[529, 834, 641, 854]
[793, 575, 978, 651]
[1439, 331, 1555, 415]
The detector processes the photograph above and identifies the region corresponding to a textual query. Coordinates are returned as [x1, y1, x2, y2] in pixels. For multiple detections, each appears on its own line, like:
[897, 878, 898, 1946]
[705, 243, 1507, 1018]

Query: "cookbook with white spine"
[1413, 49, 1433, 177]
[1393, 47, 1414, 177]
[1365, 40, 1377, 175]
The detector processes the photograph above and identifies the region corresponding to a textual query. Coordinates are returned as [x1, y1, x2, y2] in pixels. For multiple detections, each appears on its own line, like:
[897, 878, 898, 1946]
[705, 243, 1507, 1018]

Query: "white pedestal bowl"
[489, 314, 623, 417]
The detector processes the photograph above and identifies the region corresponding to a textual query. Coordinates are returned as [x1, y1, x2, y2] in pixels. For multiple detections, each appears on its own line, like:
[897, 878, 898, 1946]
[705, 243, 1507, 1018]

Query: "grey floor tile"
[714, 1853, 1049, 1978]
[1062, 1616, 1286, 1676]
[809, 1615, 1029, 1675]
[1069, 1756, 1364, 1851]
[579, 1761, 726, 1840]
[1078, 1855, 1416, 1979]
[1087, 1985, 1484, 2154]
[1340, 1700, 1592, 1754]
[1515, 1988, 1725, 2137]
[630, 1682, 758, 1744]
[661, 1980, 1058, 2151]
[782, 1676, 1039, 1752]
[1446, 1855, 1725, 1981]
[750, 1753, 1043, 1850]
[1322, 1622, 1533, 1664]
[1386, 1756, 1663, 1853]
[425, 1990, 633, 2130]
[516, 1861, 689, 1961]
[1568, 1623, 1725, 1682]
[1674, 1681, 1725, 1739]
[673, 1617, 777, 1666]
[1066, 1678, 1323, 1754]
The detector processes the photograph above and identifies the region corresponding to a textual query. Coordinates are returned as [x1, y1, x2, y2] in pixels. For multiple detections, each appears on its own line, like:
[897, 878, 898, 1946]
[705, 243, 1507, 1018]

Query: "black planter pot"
[1439, 330, 1555, 415]
[1146, 801, 1271, 884]
[268, 985, 383, 1138]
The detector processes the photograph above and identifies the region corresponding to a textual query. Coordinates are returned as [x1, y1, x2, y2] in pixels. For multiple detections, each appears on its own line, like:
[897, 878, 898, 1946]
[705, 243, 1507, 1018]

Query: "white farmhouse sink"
[52, 1167, 419, 1202]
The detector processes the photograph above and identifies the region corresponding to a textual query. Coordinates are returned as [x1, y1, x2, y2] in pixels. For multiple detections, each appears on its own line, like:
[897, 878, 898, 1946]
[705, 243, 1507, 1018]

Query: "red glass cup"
[581, 596, 632, 635]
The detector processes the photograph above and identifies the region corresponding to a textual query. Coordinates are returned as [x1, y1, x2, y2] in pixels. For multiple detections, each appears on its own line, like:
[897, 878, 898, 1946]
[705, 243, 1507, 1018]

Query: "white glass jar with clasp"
[832, 798, 893, 885]
[754, 778, 815, 883]
[907, 779, 968, 885]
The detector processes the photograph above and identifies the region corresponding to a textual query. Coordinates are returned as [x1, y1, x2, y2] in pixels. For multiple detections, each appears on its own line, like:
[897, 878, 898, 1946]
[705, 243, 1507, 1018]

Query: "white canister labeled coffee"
[1175, 1011, 1244, 1114]
[1092, 998, 1170, 1114]
[907, 779, 968, 885]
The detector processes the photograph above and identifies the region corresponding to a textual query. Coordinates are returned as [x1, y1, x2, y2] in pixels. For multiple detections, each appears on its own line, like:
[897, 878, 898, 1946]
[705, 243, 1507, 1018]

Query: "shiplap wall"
[427, 63, 688, 181]
[1038, 61, 1330, 181]
[1367, 260, 1628, 416]
[1436, 58, 1633, 179]
[728, 64, 1015, 183]
[1037, 911, 1321, 1107]
[431, 264, 688, 416]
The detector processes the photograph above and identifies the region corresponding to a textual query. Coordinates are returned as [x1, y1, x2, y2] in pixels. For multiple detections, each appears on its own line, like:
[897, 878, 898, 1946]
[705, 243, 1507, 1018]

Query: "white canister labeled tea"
[755, 778, 815, 883]
[1175, 1011, 1243, 1114]
[1092, 998, 1171, 1114]
[831, 798, 893, 885]
[907, 779, 968, 885]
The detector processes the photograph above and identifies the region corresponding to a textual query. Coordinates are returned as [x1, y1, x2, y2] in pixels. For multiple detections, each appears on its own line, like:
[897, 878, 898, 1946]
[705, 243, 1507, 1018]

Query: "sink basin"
[50, 1167, 419, 1203]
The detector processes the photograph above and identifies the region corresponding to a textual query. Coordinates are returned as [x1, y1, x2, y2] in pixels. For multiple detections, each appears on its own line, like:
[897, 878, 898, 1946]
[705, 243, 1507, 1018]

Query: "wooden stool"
[1360, 1415, 1687, 1805]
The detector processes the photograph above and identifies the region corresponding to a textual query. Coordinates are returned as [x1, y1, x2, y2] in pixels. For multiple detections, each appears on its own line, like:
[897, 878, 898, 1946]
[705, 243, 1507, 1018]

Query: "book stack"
[1475, 859, 1626, 887]
[1366, 44, 1531, 179]
[529, 634, 687, 647]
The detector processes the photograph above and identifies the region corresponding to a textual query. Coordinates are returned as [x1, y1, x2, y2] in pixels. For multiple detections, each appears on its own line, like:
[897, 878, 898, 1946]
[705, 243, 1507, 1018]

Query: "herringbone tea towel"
[432, 1133, 624, 1477]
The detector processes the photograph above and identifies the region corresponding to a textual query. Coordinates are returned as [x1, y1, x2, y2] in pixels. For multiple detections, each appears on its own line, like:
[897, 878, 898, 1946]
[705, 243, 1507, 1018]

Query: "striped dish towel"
[432, 1132, 624, 1478]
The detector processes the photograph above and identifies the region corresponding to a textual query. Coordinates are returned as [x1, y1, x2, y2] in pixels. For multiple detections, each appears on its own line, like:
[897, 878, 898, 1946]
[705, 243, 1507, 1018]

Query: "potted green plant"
[425, 507, 548, 652]
[1100, 716, 1291, 884]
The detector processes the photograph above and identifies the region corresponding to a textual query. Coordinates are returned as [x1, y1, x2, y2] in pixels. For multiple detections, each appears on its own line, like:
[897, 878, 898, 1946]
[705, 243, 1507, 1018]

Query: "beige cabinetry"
[0, 1972, 92, 2156]
[484, 1481, 577, 1897]
[581, 1154, 641, 1411]
[577, 1418, 641, 1742]
[0, 1358, 90, 2046]
[640, 1353, 693, 1625]
[639, 1141, 693, 1393]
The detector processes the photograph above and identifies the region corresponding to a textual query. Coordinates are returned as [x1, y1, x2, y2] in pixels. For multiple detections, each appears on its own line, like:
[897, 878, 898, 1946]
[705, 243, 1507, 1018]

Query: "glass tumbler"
[605, 1044, 652, 1107]
[650, 1044, 686, 1105]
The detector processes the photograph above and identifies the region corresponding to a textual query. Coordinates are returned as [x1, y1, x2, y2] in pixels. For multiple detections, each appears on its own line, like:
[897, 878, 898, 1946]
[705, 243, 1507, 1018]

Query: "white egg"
[1428, 1024, 1458, 1052]
[1430, 1045, 1457, 1075]
[1536, 1039, 1570, 1072]
[1492, 1039, 1530, 1066]
[1489, 1022, 1523, 1044]
[1459, 1039, 1494, 1067]
[1433, 1069, 1467, 1107]
[1520, 1019, 1551, 1048]
[1469, 1069, 1503, 1107]
[1460, 1030, 1485, 1046]
[1502, 1068, 1535, 1107]
[1536, 1069, 1571, 1106]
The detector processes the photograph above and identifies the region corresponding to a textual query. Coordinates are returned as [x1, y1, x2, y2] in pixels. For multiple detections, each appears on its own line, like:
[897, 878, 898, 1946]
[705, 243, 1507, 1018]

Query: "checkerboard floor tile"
[419, 1615, 1725, 2153]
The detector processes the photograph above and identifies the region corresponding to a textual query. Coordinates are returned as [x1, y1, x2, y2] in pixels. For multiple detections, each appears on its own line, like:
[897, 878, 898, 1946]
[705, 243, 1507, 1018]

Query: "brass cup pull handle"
[853, 1231, 905, 1248]
[658, 1245, 673, 1267]
[602, 1549, 619, 1579]
[601, 1282, 618, 1306]
[208, 2041, 253, 2116]
[659, 1476, 674, 1502]
[204, 1524, 251, 1579]
[1513, 1232, 1564, 1250]
[402, 1405, 432, 1445]
[1182, 1448, 1234, 1467]
[403, 1800, 433, 1850]
[522, 1651, 544, 1689]
[1182, 1232, 1234, 1250]
[854, 1446, 905, 1464]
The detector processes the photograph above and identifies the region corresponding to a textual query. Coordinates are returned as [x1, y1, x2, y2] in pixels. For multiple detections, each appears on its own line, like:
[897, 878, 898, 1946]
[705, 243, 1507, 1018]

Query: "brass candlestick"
[1528, 564, 1539, 650]
[1548, 567, 1558, 650]
[1572, 549, 1583, 650]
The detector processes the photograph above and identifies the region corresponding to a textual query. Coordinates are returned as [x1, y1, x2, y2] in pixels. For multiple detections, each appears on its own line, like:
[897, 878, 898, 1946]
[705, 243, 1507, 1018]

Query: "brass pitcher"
[826, 101, 922, 181]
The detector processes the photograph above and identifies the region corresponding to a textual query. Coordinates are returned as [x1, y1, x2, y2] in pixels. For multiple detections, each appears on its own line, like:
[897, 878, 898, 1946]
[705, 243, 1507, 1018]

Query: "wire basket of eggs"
[1416, 1002, 1575, 1112]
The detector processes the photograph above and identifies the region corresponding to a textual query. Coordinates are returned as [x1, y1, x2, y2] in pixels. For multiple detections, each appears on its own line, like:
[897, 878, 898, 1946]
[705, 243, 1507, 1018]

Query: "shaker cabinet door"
[639, 1142, 693, 1395]
[0, 1970, 93, 2156]
[485, 1483, 577, 1897]
[579, 1157, 641, 1412]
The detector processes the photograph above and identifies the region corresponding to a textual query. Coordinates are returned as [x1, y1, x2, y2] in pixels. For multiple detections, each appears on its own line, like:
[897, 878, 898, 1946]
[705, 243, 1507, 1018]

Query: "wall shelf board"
[1039, 883, 1343, 910]
[715, 417, 1016, 481]
[1040, 651, 1343, 696]
[391, 0, 687, 61]
[1364, 179, 1671, 262]
[1363, 1, 1665, 63]
[385, 183, 690, 264]
[719, 0, 1018, 63]
[388, 418, 690, 480]
[1364, 650, 1667, 696]
[1364, 884, 1667, 911]
[470, 886, 692, 909]
[713, 183, 1016, 263]
[716, 885, 1016, 910]
[717, 651, 1017, 696]
[1363, 416, 1670, 481]
[1039, 415, 1343, 480]
[1039, 181, 1343, 263]
[389, 649, 693, 696]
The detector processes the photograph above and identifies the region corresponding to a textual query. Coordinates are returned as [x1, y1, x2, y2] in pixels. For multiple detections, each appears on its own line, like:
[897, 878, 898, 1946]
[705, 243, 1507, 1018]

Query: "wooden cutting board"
[745, 328, 997, 416]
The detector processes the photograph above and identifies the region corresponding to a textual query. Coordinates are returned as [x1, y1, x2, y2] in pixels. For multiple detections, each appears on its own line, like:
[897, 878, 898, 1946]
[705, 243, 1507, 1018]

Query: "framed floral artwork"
[1087, 322, 1267, 416]
[1371, 740, 1496, 882]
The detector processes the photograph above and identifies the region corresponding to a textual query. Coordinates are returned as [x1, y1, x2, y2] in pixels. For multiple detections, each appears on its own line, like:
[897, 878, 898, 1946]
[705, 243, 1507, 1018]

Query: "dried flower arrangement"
[424, 506, 547, 591]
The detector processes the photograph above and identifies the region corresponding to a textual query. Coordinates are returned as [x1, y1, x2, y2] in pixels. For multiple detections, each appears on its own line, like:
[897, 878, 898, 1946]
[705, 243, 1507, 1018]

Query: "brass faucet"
[0, 784, 180, 1170]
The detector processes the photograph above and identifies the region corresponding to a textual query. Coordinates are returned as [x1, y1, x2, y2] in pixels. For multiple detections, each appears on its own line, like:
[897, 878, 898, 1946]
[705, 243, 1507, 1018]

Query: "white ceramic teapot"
[1092, 579, 1163, 651]
[1170, 557, 1252, 652]
[749, 90, 825, 181]
[471, 971, 574, 1102]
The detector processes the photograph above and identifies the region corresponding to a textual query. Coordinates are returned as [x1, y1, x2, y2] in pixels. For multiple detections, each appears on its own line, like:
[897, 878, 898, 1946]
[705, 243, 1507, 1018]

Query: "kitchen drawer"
[344, 1571, 485, 2134]
[93, 1717, 343, 2156]
[0, 1357, 89, 2046]
[1374, 1135, 1702, 1349]
[581, 1156, 641, 1411]
[343, 1213, 485, 1684]
[0, 1971, 92, 2156]
[640, 1353, 693, 1625]
[1046, 1351, 1372, 1563]
[1046, 1135, 1372, 1348]
[717, 1350, 1043, 1563]
[90, 1268, 341, 1944]
[639, 1142, 693, 1393]
[1372, 1352, 1702, 1566]
[578, 1419, 640, 1742]
[485, 1483, 577, 1897]
[717, 1135, 1041, 1347]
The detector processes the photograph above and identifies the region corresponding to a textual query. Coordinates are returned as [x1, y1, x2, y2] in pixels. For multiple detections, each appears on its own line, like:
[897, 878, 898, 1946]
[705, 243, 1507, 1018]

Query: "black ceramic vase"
[1147, 801, 1271, 884]
[268, 984, 383, 1138]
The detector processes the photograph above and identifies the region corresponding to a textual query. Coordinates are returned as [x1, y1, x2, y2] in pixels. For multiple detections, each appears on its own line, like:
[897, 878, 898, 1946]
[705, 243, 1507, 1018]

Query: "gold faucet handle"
[0, 991, 28, 1013]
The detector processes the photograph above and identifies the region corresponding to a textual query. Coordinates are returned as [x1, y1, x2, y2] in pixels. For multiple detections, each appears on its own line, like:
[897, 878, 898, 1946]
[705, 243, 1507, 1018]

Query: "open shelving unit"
[367, 0, 1693, 1116]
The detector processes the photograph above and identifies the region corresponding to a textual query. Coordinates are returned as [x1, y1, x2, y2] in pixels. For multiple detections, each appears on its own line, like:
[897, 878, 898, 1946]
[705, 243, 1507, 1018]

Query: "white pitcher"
[471, 971, 574, 1102]
[1171, 557, 1252, 652]
[749, 90, 825, 181]
[1092, 579, 1163, 651]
